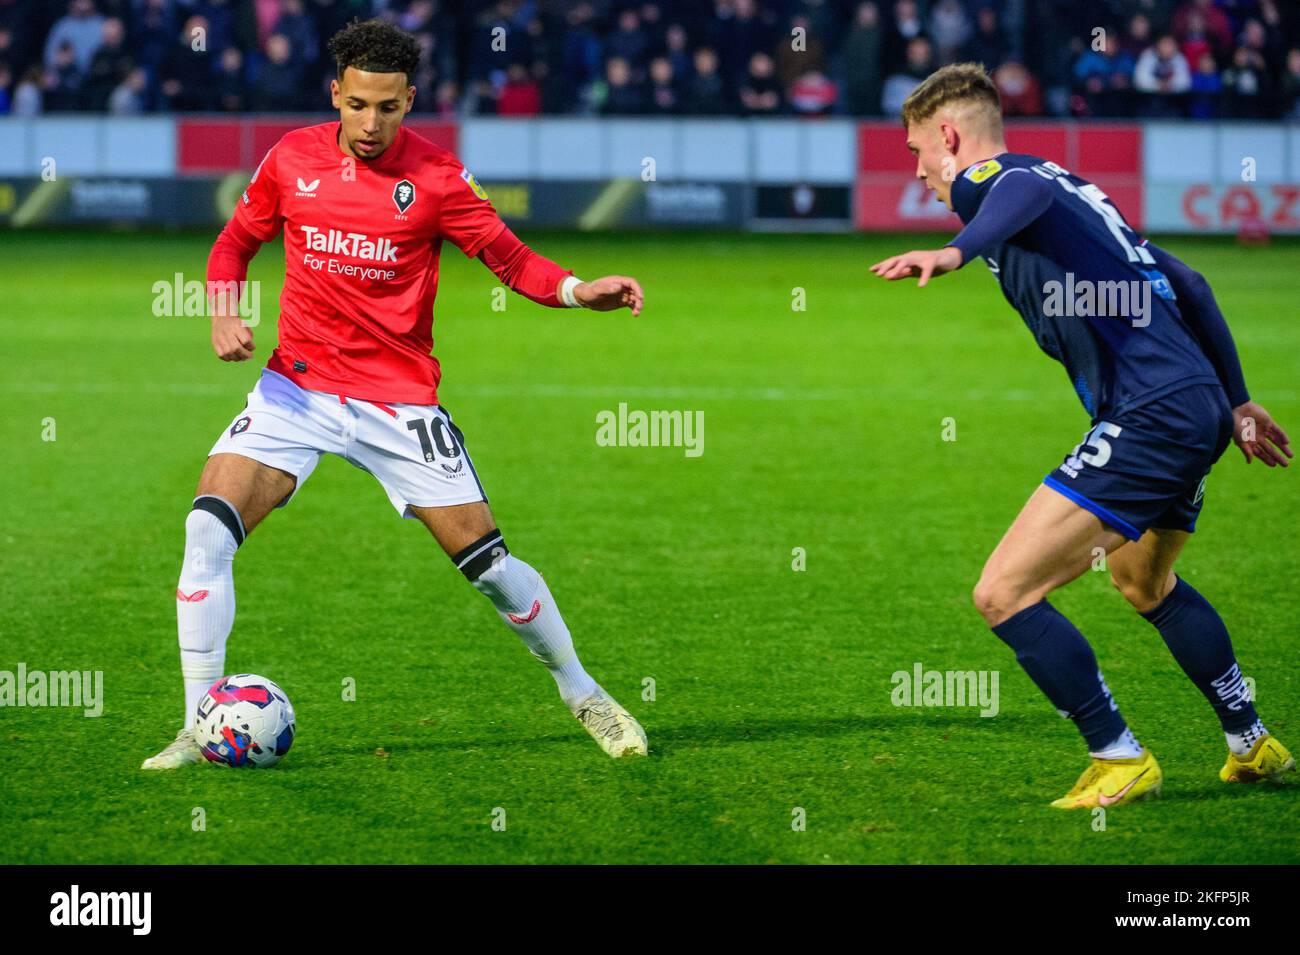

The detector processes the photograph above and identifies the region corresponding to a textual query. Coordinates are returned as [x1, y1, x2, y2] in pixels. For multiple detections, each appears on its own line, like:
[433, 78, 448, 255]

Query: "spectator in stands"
[647, 55, 679, 114]
[133, 0, 178, 83]
[85, 17, 133, 111]
[1239, 17, 1284, 93]
[712, 0, 774, 88]
[160, 15, 217, 112]
[929, 0, 971, 66]
[663, 22, 692, 84]
[884, 0, 925, 75]
[993, 61, 1041, 116]
[435, 78, 458, 120]
[215, 46, 246, 112]
[788, 68, 836, 115]
[45, 41, 85, 111]
[607, 8, 649, 75]
[1072, 26, 1135, 117]
[739, 50, 781, 115]
[962, 5, 1006, 70]
[1282, 48, 1300, 120]
[43, 0, 105, 75]
[249, 31, 303, 111]
[1119, 13, 1153, 61]
[1177, 9, 1212, 73]
[601, 56, 645, 115]
[108, 65, 147, 113]
[194, 0, 237, 61]
[1134, 34, 1190, 116]
[684, 45, 728, 114]
[1172, 0, 1232, 60]
[499, 61, 542, 115]
[0, 25, 14, 83]
[0, 63, 10, 115]
[776, 14, 827, 92]
[272, 0, 319, 70]
[842, 2, 883, 116]
[13, 64, 43, 116]
[881, 34, 932, 117]
[1188, 52, 1221, 119]
[560, 2, 602, 110]
[1222, 41, 1267, 119]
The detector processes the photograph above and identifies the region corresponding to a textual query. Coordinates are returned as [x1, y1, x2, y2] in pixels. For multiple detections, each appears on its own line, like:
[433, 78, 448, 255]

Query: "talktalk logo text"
[300, 225, 398, 263]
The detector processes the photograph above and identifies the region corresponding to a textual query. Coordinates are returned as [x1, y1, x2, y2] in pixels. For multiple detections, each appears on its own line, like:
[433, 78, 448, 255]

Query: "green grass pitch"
[1, 229, 1296, 864]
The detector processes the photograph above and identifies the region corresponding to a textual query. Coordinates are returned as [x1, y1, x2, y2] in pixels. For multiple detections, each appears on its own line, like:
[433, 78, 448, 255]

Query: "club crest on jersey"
[393, 179, 416, 213]
[965, 159, 1002, 183]
[461, 167, 488, 201]
[230, 415, 251, 437]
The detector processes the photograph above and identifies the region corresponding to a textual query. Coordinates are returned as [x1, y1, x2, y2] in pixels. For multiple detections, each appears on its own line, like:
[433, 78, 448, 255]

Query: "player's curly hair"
[327, 18, 420, 83]
[900, 62, 1002, 130]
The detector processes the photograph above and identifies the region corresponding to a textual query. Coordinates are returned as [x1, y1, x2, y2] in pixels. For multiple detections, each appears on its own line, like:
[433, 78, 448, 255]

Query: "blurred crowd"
[1, 0, 1298, 119]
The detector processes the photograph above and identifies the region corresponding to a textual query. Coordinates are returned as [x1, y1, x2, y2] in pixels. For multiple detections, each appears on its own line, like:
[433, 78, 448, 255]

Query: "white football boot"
[141, 726, 203, 770]
[571, 686, 648, 758]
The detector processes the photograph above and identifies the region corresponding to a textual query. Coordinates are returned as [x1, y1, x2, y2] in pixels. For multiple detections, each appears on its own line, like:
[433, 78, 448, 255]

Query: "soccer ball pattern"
[194, 674, 296, 768]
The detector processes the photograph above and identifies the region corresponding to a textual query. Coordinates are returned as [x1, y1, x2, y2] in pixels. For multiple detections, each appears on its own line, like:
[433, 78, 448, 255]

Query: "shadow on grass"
[334, 709, 1045, 758]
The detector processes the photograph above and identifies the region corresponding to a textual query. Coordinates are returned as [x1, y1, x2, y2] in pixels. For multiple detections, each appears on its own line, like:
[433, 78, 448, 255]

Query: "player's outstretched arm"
[477, 226, 644, 316]
[206, 218, 264, 362]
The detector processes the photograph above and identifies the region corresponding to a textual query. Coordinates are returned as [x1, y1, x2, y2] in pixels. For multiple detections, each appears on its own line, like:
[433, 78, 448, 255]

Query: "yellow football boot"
[1050, 749, 1163, 809]
[1220, 735, 1295, 784]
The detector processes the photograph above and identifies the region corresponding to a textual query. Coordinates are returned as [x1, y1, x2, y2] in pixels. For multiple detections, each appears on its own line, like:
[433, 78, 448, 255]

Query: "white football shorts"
[209, 368, 487, 517]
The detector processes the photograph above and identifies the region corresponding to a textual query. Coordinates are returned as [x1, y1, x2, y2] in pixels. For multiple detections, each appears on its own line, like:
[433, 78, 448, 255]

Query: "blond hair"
[901, 62, 1002, 133]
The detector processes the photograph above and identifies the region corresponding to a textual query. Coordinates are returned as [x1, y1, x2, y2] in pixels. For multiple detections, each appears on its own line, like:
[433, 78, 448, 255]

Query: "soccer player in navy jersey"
[143, 20, 647, 767]
[871, 64, 1293, 808]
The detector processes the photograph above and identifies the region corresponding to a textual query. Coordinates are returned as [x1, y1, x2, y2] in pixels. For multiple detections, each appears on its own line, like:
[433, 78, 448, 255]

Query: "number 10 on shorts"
[406, 416, 461, 463]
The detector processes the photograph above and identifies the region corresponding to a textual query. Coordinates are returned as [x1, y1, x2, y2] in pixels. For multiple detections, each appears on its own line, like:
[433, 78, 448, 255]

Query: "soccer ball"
[194, 674, 296, 768]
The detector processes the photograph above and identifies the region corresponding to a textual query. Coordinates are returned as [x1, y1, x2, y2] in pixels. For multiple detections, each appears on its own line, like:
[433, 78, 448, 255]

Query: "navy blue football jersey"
[950, 153, 1220, 418]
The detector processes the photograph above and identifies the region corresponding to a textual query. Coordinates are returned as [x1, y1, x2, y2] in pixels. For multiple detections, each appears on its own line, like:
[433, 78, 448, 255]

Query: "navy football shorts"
[1043, 384, 1235, 540]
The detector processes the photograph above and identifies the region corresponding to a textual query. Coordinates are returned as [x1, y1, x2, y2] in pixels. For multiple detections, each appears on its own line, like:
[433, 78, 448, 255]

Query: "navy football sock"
[1140, 577, 1260, 735]
[992, 600, 1130, 752]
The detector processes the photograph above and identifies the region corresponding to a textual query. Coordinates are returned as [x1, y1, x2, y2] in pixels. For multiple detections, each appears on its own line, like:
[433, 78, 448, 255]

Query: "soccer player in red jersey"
[143, 20, 648, 768]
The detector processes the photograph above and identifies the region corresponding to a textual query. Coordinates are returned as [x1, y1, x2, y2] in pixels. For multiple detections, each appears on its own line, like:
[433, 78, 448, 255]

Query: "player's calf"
[450, 529, 647, 757]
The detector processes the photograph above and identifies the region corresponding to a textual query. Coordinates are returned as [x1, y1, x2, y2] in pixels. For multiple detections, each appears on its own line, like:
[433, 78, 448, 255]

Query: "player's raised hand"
[869, 247, 963, 288]
[575, 276, 644, 317]
[211, 313, 256, 362]
[1232, 401, 1292, 467]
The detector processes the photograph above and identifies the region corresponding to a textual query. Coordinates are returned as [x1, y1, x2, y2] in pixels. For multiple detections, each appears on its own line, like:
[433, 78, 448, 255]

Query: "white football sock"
[176, 501, 240, 727]
[1226, 719, 1268, 756]
[1090, 727, 1144, 760]
[471, 553, 597, 707]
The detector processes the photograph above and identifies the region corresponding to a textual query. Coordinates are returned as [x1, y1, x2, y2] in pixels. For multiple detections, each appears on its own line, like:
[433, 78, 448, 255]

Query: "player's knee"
[180, 496, 245, 576]
[1109, 569, 1167, 614]
[972, 576, 1016, 626]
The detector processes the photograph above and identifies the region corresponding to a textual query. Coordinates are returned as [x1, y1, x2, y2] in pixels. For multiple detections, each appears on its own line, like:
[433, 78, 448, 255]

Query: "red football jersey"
[233, 121, 505, 404]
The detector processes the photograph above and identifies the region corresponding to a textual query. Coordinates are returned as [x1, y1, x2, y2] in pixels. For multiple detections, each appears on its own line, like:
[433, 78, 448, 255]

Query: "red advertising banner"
[855, 121, 1143, 232]
[177, 117, 458, 173]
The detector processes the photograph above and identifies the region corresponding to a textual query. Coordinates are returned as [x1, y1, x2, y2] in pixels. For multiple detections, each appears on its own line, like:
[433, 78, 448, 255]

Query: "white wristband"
[560, 275, 583, 308]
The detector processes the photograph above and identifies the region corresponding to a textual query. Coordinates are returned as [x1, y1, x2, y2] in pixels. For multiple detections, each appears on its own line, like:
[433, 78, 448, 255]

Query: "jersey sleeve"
[437, 162, 507, 258]
[950, 158, 1012, 224]
[232, 141, 284, 242]
[947, 169, 1053, 266]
